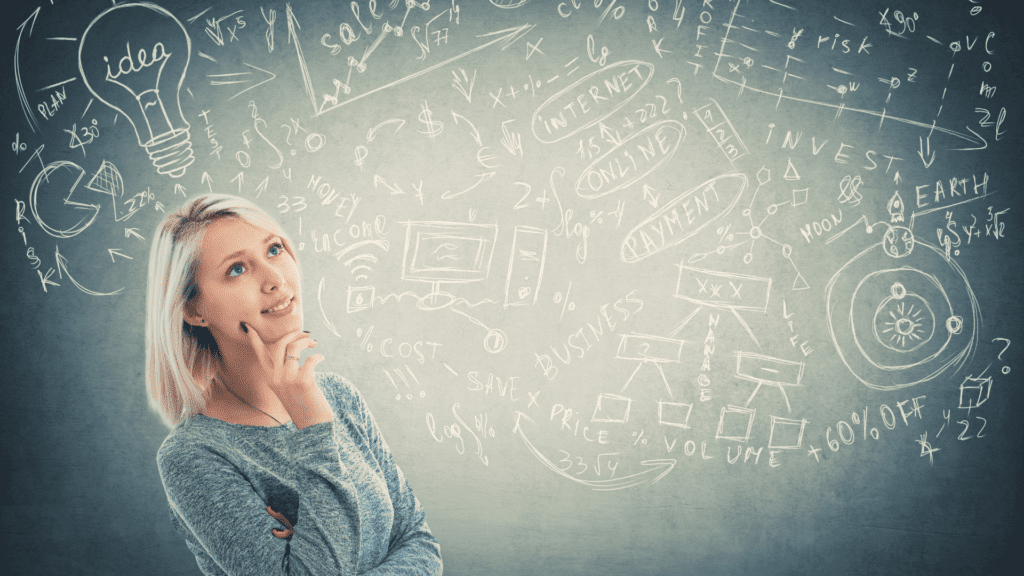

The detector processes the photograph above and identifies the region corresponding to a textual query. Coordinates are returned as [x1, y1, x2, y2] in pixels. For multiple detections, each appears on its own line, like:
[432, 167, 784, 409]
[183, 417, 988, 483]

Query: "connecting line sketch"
[734, 351, 805, 413]
[825, 226, 980, 390]
[710, 0, 985, 148]
[669, 266, 772, 348]
[616, 333, 685, 398]
[687, 165, 808, 290]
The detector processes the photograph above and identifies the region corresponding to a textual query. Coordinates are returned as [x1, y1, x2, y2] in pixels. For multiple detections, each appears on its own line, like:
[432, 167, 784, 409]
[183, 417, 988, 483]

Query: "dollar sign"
[417, 101, 444, 140]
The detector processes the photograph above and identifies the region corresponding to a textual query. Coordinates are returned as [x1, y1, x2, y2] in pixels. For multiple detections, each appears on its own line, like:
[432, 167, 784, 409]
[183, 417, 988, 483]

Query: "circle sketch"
[825, 237, 979, 390]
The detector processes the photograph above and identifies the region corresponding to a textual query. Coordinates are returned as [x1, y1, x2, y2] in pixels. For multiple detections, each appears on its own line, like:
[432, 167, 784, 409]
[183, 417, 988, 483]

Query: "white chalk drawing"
[825, 229, 980, 390]
[670, 266, 772, 348]
[502, 225, 548, 309]
[591, 393, 632, 424]
[657, 401, 693, 430]
[735, 351, 805, 413]
[767, 416, 808, 450]
[716, 405, 756, 443]
[78, 3, 195, 178]
[616, 333, 685, 398]
[398, 221, 507, 353]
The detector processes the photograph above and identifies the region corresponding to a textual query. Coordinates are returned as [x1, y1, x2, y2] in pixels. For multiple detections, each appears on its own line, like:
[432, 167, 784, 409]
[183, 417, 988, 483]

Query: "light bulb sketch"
[78, 2, 195, 178]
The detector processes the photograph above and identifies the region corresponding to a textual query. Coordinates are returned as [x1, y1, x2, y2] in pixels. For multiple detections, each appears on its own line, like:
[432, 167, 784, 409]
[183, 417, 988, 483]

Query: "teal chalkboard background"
[2, 1, 1021, 574]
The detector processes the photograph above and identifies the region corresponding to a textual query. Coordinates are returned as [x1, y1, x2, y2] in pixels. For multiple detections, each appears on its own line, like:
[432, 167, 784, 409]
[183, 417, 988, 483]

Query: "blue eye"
[268, 243, 283, 257]
[228, 263, 246, 277]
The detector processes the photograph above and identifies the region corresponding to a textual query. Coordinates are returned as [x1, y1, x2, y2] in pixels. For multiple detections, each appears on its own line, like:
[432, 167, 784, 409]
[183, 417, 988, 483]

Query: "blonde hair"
[144, 193, 298, 428]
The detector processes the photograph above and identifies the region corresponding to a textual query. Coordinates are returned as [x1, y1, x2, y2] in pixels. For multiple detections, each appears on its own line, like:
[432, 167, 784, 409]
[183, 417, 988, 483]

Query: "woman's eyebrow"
[217, 233, 277, 267]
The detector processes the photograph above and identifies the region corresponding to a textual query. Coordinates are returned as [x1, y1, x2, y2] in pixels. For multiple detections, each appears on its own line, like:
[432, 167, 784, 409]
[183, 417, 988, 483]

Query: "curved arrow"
[367, 118, 405, 142]
[442, 171, 496, 200]
[513, 411, 675, 491]
[451, 111, 482, 146]
[55, 245, 124, 296]
[16, 7, 41, 132]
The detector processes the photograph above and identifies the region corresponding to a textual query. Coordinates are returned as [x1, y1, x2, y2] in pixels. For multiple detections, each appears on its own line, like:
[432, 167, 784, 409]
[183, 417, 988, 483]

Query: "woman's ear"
[183, 298, 205, 327]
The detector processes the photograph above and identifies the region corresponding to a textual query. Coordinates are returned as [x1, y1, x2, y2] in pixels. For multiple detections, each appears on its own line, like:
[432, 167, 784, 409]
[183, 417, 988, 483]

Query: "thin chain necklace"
[215, 375, 284, 426]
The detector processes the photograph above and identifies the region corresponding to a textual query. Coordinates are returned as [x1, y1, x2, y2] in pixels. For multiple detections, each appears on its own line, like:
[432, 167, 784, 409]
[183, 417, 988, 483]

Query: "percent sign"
[11, 133, 26, 154]
[631, 429, 647, 445]
[553, 281, 576, 322]
[851, 408, 880, 440]
[473, 413, 495, 438]
[356, 325, 375, 352]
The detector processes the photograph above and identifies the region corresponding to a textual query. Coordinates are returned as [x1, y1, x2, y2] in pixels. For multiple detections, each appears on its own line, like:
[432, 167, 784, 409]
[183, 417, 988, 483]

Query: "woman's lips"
[261, 295, 295, 316]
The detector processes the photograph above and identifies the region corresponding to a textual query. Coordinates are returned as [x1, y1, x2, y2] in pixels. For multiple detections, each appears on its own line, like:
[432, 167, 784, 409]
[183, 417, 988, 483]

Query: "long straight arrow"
[286, 3, 319, 116]
[315, 23, 534, 116]
[513, 412, 675, 491]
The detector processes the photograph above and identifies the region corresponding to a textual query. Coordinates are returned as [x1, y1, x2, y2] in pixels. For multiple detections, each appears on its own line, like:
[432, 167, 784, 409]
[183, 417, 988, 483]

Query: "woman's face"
[185, 216, 302, 345]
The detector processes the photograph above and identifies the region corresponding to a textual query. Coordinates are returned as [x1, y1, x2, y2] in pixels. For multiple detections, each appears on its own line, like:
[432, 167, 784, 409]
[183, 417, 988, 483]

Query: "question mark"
[993, 337, 1011, 374]
[666, 77, 683, 104]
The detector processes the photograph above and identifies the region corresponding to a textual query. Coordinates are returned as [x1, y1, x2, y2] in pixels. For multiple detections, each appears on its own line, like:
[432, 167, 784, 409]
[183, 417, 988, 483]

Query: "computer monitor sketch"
[401, 221, 499, 286]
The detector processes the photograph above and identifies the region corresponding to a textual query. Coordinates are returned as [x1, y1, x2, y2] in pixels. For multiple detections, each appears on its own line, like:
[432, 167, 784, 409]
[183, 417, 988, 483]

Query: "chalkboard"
[2, 1, 1021, 574]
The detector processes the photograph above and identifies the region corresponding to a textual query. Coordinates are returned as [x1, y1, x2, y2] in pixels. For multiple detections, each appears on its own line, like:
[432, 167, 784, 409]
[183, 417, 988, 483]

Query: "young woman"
[146, 193, 442, 575]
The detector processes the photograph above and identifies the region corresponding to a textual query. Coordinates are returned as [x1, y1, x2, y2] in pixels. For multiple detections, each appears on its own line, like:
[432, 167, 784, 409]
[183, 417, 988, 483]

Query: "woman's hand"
[242, 323, 333, 428]
[241, 324, 322, 395]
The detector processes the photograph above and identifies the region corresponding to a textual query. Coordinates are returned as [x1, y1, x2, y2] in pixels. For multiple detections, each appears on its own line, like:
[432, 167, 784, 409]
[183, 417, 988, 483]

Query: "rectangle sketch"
[716, 405, 756, 443]
[503, 225, 548, 308]
[658, 401, 693, 430]
[401, 221, 499, 284]
[616, 333, 685, 363]
[767, 416, 808, 450]
[591, 393, 632, 424]
[735, 352, 805, 386]
[675, 266, 772, 312]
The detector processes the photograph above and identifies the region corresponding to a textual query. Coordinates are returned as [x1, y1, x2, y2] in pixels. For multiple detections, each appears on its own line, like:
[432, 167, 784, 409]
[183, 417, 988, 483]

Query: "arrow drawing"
[451, 111, 483, 146]
[513, 412, 676, 491]
[367, 118, 405, 142]
[55, 245, 124, 296]
[441, 171, 496, 200]
[206, 63, 277, 100]
[16, 7, 41, 132]
[108, 248, 132, 262]
[917, 135, 935, 168]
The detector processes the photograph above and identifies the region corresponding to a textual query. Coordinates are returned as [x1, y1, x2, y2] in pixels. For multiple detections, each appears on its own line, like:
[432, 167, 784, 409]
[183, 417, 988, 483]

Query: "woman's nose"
[261, 265, 286, 292]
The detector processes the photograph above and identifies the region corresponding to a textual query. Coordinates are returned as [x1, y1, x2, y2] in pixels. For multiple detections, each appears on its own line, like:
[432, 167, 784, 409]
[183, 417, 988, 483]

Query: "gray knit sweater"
[157, 372, 442, 575]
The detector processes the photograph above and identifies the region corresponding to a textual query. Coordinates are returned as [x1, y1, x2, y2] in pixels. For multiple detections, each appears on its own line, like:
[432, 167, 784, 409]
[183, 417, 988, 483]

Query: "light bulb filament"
[104, 41, 171, 82]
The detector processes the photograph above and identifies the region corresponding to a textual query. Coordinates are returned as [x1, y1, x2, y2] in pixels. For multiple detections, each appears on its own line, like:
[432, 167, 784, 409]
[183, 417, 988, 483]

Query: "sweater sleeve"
[158, 421, 362, 576]
[337, 376, 443, 576]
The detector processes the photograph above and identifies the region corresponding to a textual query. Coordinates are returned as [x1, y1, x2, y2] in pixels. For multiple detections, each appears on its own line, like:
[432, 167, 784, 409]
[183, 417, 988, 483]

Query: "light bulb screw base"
[145, 128, 195, 179]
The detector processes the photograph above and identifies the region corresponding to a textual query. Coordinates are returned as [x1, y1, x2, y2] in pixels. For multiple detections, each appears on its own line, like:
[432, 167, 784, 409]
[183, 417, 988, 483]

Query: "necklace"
[215, 375, 284, 426]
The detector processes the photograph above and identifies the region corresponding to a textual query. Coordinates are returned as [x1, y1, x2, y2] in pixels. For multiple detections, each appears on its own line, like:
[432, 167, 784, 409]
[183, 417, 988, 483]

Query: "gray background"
[2, 0, 1021, 574]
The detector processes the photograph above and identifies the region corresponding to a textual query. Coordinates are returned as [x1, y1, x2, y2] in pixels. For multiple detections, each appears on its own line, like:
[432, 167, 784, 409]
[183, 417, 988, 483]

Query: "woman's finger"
[299, 354, 325, 382]
[267, 505, 294, 539]
[283, 334, 317, 364]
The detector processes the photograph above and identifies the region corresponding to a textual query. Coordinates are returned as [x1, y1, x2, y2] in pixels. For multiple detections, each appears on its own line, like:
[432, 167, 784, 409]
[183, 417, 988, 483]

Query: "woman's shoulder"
[155, 416, 230, 473]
